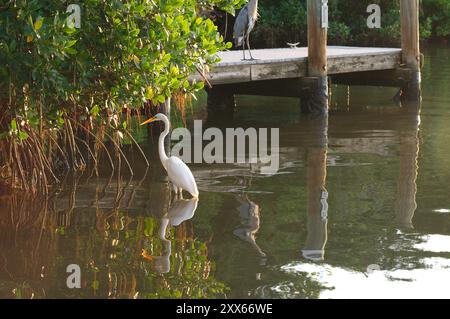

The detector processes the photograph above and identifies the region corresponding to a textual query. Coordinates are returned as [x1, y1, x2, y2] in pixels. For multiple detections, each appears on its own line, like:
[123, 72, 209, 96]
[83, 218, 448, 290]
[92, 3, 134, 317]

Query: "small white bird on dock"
[287, 42, 300, 49]
[141, 113, 199, 199]
[233, 0, 259, 60]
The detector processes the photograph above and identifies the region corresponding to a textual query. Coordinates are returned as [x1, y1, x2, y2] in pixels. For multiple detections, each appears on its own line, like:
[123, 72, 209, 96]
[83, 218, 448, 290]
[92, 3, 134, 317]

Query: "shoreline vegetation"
[1, 0, 450, 193]
[0, 0, 246, 193]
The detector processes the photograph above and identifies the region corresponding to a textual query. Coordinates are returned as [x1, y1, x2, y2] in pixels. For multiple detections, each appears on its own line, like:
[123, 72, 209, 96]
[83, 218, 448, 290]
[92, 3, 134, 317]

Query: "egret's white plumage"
[167, 156, 199, 198]
[141, 113, 199, 198]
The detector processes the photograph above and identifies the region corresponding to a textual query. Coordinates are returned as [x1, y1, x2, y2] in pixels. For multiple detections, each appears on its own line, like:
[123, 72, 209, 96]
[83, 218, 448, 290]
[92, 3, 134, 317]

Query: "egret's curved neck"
[159, 116, 170, 170]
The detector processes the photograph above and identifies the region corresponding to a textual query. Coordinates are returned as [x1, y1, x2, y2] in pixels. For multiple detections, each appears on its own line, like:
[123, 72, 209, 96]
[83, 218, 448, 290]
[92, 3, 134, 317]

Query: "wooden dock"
[199, 0, 422, 115]
[202, 46, 412, 114]
[204, 46, 402, 85]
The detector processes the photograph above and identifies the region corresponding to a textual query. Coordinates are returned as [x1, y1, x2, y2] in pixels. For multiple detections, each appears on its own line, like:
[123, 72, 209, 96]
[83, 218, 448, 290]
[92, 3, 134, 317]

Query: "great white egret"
[141, 113, 199, 198]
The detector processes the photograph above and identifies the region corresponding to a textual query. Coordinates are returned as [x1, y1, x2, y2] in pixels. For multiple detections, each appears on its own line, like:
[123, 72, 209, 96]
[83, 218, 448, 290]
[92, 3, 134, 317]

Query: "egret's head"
[140, 113, 166, 126]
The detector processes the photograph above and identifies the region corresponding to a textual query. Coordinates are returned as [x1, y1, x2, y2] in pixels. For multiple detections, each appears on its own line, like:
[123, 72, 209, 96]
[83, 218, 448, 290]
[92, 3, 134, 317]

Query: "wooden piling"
[205, 86, 236, 123]
[307, 0, 328, 78]
[302, 0, 328, 115]
[400, 0, 421, 100]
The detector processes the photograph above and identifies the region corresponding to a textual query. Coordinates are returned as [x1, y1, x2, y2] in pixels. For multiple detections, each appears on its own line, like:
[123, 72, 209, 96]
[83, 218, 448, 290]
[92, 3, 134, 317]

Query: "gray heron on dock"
[233, 0, 259, 60]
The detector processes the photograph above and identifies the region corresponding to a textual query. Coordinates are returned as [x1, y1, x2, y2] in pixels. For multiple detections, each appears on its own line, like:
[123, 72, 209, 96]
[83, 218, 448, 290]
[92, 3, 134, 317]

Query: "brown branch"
[68, 118, 115, 172]
[124, 130, 149, 167]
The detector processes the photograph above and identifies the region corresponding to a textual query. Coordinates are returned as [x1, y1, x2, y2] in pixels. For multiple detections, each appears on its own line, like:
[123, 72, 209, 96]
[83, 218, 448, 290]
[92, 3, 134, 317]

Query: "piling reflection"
[255, 93, 429, 298]
[395, 102, 421, 229]
[301, 117, 329, 261]
[295, 102, 422, 264]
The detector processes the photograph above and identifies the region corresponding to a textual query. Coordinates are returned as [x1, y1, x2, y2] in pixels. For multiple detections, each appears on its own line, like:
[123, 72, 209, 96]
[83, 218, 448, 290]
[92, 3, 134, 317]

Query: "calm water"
[1, 47, 450, 299]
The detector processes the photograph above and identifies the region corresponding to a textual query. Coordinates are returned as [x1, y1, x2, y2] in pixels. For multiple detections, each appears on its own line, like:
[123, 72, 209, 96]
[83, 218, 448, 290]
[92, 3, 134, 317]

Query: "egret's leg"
[246, 33, 256, 60]
[178, 188, 184, 199]
[172, 183, 179, 200]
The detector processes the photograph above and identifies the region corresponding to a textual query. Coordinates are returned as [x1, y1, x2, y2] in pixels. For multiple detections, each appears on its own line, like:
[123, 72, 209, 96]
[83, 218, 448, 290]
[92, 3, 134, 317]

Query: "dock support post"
[206, 85, 236, 120]
[302, 0, 328, 115]
[400, 0, 421, 101]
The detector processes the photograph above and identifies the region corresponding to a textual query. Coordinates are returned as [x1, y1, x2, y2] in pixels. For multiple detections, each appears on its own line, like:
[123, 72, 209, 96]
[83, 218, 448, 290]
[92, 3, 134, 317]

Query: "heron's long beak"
[140, 116, 157, 126]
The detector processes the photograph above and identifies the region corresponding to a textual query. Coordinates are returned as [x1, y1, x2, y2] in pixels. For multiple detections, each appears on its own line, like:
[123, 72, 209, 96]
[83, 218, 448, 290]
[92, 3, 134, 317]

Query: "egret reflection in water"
[151, 198, 199, 274]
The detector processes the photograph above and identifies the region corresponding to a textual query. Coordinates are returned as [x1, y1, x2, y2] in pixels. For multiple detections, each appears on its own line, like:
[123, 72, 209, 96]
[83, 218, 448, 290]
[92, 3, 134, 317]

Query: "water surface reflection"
[1, 48, 450, 299]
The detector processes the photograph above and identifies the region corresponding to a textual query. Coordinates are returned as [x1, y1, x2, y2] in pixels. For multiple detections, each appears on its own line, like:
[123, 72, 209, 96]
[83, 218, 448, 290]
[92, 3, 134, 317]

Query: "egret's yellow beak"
[140, 116, 157, 126]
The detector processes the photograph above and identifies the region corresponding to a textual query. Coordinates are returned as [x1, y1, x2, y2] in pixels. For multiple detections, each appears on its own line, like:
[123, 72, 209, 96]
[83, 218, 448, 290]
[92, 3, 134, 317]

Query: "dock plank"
[198, 46, 402, 85]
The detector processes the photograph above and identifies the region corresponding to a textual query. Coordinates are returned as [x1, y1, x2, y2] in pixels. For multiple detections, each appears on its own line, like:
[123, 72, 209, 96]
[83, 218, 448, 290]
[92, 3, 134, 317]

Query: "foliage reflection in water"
[0, 174, 227, 299]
